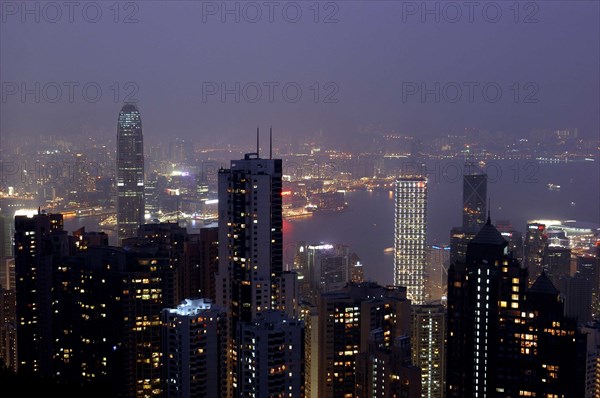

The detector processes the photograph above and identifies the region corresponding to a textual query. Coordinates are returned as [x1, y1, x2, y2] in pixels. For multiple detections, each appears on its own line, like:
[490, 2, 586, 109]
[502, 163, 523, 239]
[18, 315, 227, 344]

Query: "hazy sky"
[1, 1, 598, 144]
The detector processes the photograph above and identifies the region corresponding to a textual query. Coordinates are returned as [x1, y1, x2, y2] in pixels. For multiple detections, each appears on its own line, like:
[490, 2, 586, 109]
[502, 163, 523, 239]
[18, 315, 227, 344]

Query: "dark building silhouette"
[117, 104, 145, 243]
[315, 282, 413, 397]
[543, 246, 572, 286]
[161, 298, 226, 398]
[449, 168, 487, 265]
[462, 171, 487, 231]
[13, 213, 189, 396]
[14, 211, 67, 377]
[215, 148, 303, 397]
[517, 273, 587, 396]
[183, 226, 218, 301]
[447, 218, 587, 396]
[355, 334, 421, 398]
[524, 223, 548, 285]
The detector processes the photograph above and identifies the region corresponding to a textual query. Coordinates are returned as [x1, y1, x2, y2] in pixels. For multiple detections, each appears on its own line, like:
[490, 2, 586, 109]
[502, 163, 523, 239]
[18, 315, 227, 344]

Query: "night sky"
[1, 1, 598, 144]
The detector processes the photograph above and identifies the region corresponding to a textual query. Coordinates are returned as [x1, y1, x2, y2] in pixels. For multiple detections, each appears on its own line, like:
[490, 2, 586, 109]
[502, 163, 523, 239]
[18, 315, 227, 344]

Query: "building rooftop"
[470, 218, 507, 246]
[529, 272, 559, 296]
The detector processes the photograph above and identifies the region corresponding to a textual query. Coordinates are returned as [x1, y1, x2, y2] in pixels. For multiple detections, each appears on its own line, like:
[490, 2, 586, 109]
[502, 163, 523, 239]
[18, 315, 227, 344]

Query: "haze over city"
[0, 1, 598, 397]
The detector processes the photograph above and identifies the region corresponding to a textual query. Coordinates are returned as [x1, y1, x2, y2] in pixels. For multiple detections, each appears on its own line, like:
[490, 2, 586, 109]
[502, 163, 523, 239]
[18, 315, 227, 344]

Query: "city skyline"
[1, 1, 599, 397]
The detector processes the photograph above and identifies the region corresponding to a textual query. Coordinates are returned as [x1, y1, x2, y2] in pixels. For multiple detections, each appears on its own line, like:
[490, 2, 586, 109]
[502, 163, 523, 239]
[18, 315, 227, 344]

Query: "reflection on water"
[64, 161, 598, 287]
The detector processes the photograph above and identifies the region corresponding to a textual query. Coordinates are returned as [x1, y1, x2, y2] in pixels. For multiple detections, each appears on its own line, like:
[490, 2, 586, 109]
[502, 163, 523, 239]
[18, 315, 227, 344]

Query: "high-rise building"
[425, 244, 450, 302]
[162, 298, 226, 398]
[394, 176, 427, 304]
[412, 304, 445, 398]
[14, 211, 68, 376]
[0, 286, 17, 372]
[304, 243, 355, 299]
[355, 334, 421, 398]
[519, 273, 587, 396]
[117, 103, 145, 243]
[447, 218, 587, 396]
[215, 149, 303, 397]
[446, 218, 528, 396]
[583, 323, 600, 398]
[524, 222, 548, 285]
[183, 226, 218, 301]
[216, 152, 284, 323]
[578, 255, 600, 318]
[301, 303, 319, 398]
[449, 226, 476, 265]
[543, 246, 572, 286]
[462, 171, 487, 231]
[53, 245, 128, 395]
[317, 282, 412, 398]
[496, 220, 524, 265]
[238, 311, 304, 397]
[449, 169, 488, 266]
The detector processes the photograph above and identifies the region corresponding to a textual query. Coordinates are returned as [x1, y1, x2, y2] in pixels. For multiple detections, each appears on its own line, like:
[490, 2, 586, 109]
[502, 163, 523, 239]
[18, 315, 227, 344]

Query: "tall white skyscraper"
[394, 176, 427, 304]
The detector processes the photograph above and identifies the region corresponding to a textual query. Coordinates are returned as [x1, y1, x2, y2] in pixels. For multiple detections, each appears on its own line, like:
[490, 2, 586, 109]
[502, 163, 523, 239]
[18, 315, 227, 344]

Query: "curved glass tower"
[116, 104, 144, 243]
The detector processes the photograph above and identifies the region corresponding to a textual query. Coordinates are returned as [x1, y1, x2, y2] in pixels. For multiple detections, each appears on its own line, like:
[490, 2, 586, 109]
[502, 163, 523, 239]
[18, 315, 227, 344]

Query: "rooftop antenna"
[486, 198, 491, 225]
[256, 127, 260, 156]
[269, 126, 273, 159]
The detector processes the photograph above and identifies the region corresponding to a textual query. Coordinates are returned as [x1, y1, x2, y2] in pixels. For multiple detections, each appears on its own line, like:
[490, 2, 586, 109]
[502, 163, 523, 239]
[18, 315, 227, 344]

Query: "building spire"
[256, 127, 260, 156]
[486, 198, 491, 225]
[269, 127, 273, 159]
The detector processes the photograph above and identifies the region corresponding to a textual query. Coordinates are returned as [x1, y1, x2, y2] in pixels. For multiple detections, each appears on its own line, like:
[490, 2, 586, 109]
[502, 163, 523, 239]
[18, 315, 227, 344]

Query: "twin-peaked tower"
[215, 133, 303, 398]
[446, 216, 586, 396]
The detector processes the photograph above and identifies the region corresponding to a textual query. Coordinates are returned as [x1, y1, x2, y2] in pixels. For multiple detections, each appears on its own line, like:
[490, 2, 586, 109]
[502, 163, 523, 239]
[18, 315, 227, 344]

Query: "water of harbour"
[65, 160, 599, 286]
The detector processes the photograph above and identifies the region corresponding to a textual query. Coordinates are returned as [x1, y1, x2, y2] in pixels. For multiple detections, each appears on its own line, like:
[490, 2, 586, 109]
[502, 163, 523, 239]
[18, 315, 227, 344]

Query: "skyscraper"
[446, 217, 528, 396]
[449, 168, 488, 265]
[215, 146, 303, 397]
[317, 282, 413, 397]
[411, 304, 445, 398]
[524, 222, 548, 285]
[446, 217, 586, 396]
[462, 170, 487, 231]
[117, 104, 144, 243]
[14, 211, 68, 376]
[162, 299, 226, 398]
[394, 176, 427, 304]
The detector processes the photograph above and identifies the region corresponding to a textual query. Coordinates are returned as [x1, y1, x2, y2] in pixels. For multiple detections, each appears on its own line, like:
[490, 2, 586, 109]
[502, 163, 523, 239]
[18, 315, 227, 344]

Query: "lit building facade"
[412, 304, 445, 398]
[355, 335, 421, 398]
[215, 151, 303, 397]
[162, 299, 226, 398]
[447, 218, 587, 396]
[394, 176, 427, 304]
[524, 223, 548, 285]
[238, 311, 304, 397]
[425, 244, 450, 302]
[14, 211, 67, 376]
[117, 104, 145, 243]
[317, 283, 412, 398]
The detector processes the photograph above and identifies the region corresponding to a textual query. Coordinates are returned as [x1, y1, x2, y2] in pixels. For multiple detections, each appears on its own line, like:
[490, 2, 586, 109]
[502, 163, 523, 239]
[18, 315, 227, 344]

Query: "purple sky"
[1, 1, 598, 144]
